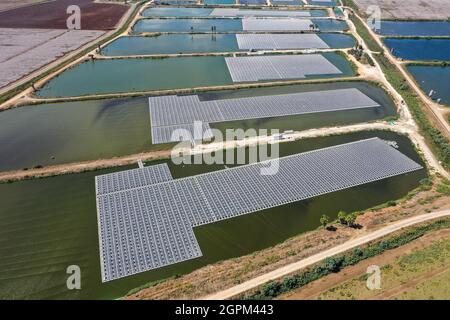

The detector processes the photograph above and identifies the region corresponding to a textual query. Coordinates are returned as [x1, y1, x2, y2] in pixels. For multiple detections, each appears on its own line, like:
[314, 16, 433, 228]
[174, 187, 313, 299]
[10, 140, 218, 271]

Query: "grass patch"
[244, 218, 450, 300]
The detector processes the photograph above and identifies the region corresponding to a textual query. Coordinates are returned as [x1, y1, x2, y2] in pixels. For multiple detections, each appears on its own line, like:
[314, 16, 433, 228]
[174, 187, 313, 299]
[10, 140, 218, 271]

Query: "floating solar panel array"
[224, 54, 342, 82]
[95, 163, 173, 195]
[148, 88, 380, 144]
[210, 8, 312, 17]
[96, 138, 423, 281]
[241, 18, 314, 31]
[236, 34, 329, 50]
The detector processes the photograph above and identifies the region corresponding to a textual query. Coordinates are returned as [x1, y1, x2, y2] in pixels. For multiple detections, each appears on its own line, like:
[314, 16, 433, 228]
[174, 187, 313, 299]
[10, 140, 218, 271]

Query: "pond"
[376, 21, 450, 36]
[0, 130, 426, 299]
[36, 52, 354, 98]
[0, 81, 394, 171]
[407, 65, 450, 106]
[101, 33, 356, 56]
[384, 38, 450, 61]
[133, 18, 348, 33]
[142, 7, 328, 17]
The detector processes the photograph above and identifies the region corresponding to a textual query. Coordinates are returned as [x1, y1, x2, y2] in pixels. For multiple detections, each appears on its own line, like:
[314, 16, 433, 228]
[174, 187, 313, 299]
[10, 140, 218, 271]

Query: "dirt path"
[279, 228, 450, 300]
[1, 120, 447, 183]
[202, 209, 450, 299]
[348, 8, 450, 139]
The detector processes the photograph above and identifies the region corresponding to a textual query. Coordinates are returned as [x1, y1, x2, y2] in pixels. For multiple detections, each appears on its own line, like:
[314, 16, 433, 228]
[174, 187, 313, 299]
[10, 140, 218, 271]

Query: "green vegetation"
[348, 14, 382, 52]
[244, 218, 450, 300]
[318, 237, 450, 299]
[320, 214, 330, 228]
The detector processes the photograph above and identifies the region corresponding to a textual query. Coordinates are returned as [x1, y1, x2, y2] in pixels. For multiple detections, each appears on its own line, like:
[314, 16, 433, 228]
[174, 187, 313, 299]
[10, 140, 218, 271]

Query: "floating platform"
[210, 8, 312, 17]
[236, 34, 330, 50]
[224, 54, 342, 82]
[95, 138, 423, 281]
[242, 18, 314, 31]
[148, 88, 379, 144]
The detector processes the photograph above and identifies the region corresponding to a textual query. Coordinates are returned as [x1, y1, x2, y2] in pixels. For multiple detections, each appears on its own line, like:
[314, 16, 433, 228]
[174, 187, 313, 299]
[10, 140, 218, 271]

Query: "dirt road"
[202, 209, 450, 300]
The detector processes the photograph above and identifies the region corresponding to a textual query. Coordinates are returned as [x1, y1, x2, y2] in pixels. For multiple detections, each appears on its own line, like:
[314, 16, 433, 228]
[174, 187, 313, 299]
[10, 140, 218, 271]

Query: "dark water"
[0, 81, 394, 171]
[377, 21, 450, 36]
[384, 38, 450, 61]
[36, 52, 354, 98]
[101, 33, 355, 56]
[407, 65, 450, 106]
[0, 131, 426, 299]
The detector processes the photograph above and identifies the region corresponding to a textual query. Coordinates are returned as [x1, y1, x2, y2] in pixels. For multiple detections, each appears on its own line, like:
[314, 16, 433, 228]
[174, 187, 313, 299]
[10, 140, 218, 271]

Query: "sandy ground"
[354, 0, 450, 20]
[279, 228, 450, 300]
[0, 28, 104, 89]
[0, 0, 128, 30]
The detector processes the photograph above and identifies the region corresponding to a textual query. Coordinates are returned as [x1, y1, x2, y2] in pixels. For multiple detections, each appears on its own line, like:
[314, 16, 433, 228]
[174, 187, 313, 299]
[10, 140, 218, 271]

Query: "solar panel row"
[235, 34, 330, 50]
[151, 122, 214, 144]
[241, 18, 314, 31]
[149, 88, 380, 127]
[210, 9, 312, 17]
[224, 54, 342, 82]
[96, 138, 423, 281]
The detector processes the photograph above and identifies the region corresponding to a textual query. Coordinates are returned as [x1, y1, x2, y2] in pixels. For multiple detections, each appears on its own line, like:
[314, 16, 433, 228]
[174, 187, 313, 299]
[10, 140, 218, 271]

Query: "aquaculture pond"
[407, 65, 450, 106]
[376, 21, 450, 36]
[142, 7, 328, 17]
[102, 33, 356, 56]
[0, 130, 426, 299]
[384, 38, 450, 61]
[36, 52, 354, 98]
[133, 18, 347, 33]
[0, 81, 395, 171]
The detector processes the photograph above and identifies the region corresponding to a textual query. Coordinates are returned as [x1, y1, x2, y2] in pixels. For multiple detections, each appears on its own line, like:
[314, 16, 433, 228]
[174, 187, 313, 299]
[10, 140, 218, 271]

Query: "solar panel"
[241, 18, 314, 31]
[151, 122, 214, 144]
[236, 34, 330, 50]
[224, 54, 342, 82]
[95, 163, 173, 196]
[210, 8, 312, 17]
[148, 88, 380, 144]
[96, 138, 423, 281]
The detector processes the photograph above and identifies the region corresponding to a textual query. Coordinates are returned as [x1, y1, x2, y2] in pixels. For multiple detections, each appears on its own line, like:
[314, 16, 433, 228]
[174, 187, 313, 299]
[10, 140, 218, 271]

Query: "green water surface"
[0, 131, 425, 299]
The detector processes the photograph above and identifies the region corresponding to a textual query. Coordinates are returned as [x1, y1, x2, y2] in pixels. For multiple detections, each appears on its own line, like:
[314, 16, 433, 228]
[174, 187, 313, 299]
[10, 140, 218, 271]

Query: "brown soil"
[0, 0, 129, 30]
[278, 228, 450, 300]
[125, 180, 450, 300]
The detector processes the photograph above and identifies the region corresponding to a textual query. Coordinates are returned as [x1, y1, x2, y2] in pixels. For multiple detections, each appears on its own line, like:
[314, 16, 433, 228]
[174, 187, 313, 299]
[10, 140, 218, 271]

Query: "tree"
[320, 214, 330, 228]
[338, 211, 348, 225]
[345, 213, 356, 227]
